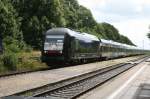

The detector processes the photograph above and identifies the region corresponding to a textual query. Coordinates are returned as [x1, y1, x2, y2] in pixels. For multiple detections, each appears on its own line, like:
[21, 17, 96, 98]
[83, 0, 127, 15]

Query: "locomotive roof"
[46, 28, 99, 42]
[82, 33, 99, 41]
[46, 28, 71, 35]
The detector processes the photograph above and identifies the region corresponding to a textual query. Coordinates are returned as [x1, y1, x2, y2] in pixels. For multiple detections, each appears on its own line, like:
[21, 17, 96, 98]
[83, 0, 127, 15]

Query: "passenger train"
[41, 28, 148, 65]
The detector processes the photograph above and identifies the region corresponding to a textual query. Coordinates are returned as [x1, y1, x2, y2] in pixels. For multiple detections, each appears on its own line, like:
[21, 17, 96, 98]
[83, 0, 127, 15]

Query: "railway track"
[4, 56, 149, 99]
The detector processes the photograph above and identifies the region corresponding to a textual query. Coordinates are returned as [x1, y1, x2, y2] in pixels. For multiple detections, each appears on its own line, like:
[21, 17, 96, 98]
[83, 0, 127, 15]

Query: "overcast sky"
[78, 0, 150, 49]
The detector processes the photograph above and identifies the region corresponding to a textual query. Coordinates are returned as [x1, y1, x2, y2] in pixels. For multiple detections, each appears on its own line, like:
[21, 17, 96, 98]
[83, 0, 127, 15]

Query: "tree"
[120, 35, 134, 45]
[9, 0, 134, 49]
[0, 0, 23, 49]
[11, 0, 66, 49]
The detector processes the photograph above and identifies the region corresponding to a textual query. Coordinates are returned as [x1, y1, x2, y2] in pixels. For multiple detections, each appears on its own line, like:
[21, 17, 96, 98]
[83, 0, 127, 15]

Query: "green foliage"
[61, 0, 134, 45]
[23, 44, 33, 52]
[2, 52, 18, 71]
[1, 0, 134, 51]
[0, 0, 25, 53]
[0, 0, 22, 40]
[11, 0, 66, 49]
[120, 35, 135, 45]
[101, 22, 134, 45]
[3, 37, 21, 53]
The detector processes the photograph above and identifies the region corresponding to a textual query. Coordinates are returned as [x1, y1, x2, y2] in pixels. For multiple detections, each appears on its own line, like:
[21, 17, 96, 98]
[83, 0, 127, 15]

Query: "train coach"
[100, 39, 127, 59]
[41, 28, 147, 65]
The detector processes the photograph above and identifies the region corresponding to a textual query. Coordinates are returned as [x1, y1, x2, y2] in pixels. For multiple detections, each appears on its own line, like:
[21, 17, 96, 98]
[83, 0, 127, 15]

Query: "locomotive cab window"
[44, 35, 64, 51]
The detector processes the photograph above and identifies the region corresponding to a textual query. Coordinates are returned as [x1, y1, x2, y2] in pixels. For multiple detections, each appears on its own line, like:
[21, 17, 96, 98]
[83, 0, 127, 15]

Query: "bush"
[3, 37, 21, 53]
[0, 56, 5, 73]
[23, 44, 33, 52]
[2, 52, 18, 71]
[7, 44, 20, 53]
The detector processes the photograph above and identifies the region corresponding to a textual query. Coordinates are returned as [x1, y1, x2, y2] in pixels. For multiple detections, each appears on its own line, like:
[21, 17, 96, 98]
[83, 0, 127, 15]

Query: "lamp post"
[143, 40, 144, 50]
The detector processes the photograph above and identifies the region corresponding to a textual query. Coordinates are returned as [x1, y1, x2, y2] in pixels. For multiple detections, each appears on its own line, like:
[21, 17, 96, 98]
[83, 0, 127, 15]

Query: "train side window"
[75, 39, 79, 51]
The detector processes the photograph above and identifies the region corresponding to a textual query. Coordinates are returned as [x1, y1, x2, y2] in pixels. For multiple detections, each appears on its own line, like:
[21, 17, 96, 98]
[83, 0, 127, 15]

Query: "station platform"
[78, 58, 150, 99]
[0, 56, 140, 97]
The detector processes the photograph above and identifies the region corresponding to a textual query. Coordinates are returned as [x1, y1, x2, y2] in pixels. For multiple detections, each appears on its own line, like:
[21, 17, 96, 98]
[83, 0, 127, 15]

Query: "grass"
[0, 51, 49, 75]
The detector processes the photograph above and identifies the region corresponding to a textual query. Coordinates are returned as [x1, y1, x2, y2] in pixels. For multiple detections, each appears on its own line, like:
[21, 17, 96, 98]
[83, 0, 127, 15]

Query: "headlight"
[44, 51, 47, 53]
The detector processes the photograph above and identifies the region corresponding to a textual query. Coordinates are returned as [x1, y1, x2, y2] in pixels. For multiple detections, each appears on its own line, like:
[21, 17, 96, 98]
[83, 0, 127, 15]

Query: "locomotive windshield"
[44, 35, 64, 51]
